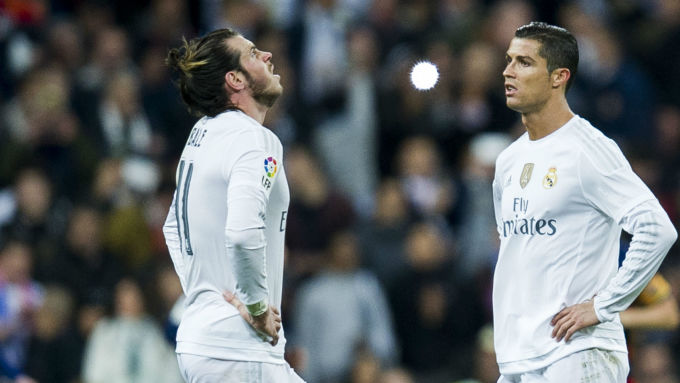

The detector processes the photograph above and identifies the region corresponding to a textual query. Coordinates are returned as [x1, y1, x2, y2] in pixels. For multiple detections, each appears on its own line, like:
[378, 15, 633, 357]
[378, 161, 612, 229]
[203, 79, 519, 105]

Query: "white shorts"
[497, 348, 629, 383]
[177, 353, 306, 383]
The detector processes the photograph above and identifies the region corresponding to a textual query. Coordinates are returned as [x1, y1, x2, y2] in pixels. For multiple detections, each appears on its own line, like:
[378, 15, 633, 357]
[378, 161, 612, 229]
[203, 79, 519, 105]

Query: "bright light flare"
[410, 61, 439, 90]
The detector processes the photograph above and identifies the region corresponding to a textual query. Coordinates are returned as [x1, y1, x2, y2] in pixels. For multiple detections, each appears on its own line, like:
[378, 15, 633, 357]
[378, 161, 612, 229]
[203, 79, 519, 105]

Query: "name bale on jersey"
[186, 127, 208, 147]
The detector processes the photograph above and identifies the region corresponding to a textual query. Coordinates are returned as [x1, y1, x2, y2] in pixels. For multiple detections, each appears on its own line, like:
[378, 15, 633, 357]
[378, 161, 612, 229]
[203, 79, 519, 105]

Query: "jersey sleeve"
[223, 132, 281, 310]
[492, 158, 504, 238]
[578, 142, 677, 322]
[577, 141, 655, 223]
[593, 199, 677, 321]
[163, 194, 188, 291]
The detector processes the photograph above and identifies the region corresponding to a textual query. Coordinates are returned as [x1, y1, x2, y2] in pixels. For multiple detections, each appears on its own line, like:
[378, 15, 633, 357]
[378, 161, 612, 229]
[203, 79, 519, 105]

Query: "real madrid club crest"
[520, 163, 534, 189]
[543, 167, 557, 189]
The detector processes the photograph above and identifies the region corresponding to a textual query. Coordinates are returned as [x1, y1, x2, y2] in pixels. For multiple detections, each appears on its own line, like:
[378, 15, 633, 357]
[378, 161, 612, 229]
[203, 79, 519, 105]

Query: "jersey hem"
[176, 340, 286, 365]
[497, 336, 627, 375]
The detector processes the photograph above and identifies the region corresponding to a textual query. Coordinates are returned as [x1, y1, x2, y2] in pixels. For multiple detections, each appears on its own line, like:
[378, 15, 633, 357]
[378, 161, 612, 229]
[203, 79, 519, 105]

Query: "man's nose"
[503, 63, 513, 77]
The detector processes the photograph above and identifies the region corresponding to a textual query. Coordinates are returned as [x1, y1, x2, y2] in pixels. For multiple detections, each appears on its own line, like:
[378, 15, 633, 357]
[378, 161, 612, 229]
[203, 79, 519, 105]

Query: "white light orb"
[410, 61, 439, 90]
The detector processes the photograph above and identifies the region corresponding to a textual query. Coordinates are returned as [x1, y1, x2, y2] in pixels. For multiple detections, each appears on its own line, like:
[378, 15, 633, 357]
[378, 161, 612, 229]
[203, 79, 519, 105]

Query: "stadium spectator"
[23, 285, 82, 383]
[0, 1, 676, 381]
[0, 240, 42, 382]
[81, 278, 181, 383]
[293, 230, 398, 383]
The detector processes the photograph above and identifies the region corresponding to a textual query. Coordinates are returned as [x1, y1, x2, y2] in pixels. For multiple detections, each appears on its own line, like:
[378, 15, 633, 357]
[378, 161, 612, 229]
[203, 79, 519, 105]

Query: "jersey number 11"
[176, 159, 194, 256]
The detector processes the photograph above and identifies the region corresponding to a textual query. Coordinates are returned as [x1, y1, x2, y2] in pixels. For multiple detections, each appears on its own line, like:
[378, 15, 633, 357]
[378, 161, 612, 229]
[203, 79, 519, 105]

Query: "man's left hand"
[551, 300, 600, 342]
[223, 291, 281, 346]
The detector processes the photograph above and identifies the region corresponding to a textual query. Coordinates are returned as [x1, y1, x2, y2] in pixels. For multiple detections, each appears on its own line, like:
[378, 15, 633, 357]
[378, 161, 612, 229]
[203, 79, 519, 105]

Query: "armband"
[246, 300, 268, 317]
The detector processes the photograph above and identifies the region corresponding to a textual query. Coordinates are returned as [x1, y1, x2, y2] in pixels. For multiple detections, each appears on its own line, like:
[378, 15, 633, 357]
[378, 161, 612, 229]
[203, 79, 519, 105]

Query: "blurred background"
[0, 0, 679, 382]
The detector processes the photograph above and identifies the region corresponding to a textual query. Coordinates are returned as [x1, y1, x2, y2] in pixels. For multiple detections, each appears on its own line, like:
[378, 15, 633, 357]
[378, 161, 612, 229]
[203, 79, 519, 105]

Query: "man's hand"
[551, 300, 600, 342]
[223, 291, 281, 346]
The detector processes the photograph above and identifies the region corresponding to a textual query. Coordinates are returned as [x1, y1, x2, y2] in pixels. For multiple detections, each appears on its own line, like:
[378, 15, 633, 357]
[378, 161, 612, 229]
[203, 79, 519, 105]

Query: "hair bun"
[166, 38, 208, 78]
[165, 45, 186, 73]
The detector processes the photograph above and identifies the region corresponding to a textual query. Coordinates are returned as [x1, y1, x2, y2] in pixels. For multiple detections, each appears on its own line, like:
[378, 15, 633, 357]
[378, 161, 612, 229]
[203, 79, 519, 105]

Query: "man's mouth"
[270, 64, 280, 79]
[505, 83, 517, 96]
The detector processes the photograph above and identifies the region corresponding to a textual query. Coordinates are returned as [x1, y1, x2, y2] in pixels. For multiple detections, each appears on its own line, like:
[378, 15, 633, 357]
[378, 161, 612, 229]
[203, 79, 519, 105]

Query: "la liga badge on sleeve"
[264, 157, 278, 178]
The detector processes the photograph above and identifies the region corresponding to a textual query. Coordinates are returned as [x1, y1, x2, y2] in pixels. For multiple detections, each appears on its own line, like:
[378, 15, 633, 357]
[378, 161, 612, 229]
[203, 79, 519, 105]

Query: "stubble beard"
[254, 88, 281, 108]
[242, 68, 282, 108]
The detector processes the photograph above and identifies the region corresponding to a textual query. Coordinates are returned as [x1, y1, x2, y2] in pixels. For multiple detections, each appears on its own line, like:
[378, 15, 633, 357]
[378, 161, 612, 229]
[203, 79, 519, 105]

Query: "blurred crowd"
[0, 0, 679, 382]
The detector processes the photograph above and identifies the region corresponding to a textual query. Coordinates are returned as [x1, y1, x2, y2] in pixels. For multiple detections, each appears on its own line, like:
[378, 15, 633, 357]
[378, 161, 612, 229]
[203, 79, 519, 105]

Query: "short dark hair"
[166, 28, 242, 117]
[515, 21, 579, 91]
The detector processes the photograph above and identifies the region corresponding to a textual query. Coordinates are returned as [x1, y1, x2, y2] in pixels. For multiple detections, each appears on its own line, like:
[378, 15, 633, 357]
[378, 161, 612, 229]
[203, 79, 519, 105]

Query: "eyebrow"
[506, 53, 536, 63]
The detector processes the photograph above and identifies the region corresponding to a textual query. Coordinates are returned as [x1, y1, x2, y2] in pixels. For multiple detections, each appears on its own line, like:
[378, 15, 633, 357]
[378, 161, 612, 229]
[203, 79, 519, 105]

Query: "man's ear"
[551, 68, 571, 89]
[225, 70, 246, 92]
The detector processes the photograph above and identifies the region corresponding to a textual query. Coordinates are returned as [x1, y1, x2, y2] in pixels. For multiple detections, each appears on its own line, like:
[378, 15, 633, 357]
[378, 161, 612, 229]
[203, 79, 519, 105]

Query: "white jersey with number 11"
[163, 110, 289, 364]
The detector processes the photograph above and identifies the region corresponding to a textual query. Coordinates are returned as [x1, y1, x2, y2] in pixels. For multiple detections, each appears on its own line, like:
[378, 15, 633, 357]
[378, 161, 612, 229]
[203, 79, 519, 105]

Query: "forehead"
[506, 37, 543, 60]
[227, 34, 253, 54]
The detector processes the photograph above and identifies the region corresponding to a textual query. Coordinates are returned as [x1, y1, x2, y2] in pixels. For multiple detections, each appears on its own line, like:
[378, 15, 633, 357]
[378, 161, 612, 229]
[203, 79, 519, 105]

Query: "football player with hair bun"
[163, 28, 304, 383]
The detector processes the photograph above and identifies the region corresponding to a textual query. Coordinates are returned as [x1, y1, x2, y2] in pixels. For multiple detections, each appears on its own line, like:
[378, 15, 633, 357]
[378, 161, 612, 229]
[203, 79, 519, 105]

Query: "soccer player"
[492, 22, 677, 382]
[163, 29, 304, 382]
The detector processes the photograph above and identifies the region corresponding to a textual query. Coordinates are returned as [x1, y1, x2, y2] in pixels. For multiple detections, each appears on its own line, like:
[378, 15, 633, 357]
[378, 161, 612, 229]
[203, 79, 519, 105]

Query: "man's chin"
[506, 99, 523, 112]
[256, 89, 282, 108]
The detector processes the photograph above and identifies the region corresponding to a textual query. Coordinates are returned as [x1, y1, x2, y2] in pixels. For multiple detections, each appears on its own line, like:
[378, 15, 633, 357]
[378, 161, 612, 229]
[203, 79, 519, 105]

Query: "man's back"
[163, 110, 289, 364]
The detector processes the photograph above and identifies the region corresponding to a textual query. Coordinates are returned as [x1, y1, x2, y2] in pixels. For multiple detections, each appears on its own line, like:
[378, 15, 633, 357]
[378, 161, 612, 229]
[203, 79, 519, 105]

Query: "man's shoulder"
[566, 116, 610, 147]
[207, 111, 282, 151]
[495, 133, 526, 168]
[567, 117, 627, 172]
[207, 110, 259, 134]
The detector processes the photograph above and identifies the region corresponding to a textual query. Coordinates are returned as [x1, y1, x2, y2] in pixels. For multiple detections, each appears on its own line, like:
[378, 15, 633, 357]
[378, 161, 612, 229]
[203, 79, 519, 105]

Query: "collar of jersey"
[525, 114, 579, 146]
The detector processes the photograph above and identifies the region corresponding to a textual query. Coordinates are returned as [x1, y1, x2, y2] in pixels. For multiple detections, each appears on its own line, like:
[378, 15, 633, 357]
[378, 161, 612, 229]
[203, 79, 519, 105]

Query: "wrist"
[593, 296, 614, 322]
[246, 299, 268, 317]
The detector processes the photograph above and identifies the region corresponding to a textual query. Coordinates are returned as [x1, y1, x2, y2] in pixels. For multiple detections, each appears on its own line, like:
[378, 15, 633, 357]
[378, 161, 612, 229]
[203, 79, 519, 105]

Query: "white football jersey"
[492, 115, 658, 374]
[163, 110, 289, 363]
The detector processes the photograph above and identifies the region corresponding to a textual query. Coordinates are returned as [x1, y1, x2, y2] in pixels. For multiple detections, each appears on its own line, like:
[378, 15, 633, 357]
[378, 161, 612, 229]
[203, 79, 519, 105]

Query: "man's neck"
[232, 97, 269, 125]
[521, 98, 574, 140]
